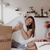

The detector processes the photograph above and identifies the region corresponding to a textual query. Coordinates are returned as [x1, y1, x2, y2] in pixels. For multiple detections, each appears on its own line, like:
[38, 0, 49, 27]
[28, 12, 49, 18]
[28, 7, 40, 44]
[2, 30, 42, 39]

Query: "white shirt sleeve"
[20, 37, 35, 44]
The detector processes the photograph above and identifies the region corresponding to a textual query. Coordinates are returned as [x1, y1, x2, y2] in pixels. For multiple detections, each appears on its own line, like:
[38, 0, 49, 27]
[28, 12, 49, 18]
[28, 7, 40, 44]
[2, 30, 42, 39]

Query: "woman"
[12, 16, 36, 50]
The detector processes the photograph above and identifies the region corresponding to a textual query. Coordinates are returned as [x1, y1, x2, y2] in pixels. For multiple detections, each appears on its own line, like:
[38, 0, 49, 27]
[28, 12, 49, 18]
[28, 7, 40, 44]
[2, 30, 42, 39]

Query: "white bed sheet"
[35, 42, 50, 50]
[11, 48, 23, 50]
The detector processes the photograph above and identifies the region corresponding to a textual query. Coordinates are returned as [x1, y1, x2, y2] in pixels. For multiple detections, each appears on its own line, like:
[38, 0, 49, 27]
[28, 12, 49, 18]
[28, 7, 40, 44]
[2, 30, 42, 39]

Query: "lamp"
[41, 6, 43, 16]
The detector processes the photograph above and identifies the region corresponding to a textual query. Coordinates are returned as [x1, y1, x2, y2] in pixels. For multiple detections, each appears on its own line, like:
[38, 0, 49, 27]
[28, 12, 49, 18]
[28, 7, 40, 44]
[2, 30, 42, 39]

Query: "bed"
[11, 42, 50, 50]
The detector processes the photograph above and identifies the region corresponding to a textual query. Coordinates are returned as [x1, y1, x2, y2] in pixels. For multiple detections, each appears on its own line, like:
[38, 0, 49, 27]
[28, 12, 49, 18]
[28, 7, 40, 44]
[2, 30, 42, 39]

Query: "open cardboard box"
[0, 26, 12, 50]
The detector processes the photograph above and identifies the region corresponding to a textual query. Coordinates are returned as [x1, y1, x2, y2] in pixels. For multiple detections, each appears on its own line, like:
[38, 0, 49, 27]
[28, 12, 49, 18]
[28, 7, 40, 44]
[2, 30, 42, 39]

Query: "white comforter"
[35, 42, 50, 50]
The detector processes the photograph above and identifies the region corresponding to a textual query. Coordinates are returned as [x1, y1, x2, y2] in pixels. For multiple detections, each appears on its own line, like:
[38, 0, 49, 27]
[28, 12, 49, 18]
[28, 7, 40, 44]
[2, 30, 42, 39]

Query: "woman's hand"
[18, 21, 23, 29]
[12, 25, 20, 33]
[13, 24, 21, 31]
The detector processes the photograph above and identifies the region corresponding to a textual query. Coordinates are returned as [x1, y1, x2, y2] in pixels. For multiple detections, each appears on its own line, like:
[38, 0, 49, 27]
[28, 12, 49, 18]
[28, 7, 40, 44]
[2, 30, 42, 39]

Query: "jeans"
[11, 40, 29, 50]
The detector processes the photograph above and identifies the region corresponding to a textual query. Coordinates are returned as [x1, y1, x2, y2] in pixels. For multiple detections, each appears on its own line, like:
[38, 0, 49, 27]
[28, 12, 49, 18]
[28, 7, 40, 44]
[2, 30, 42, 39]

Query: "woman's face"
[25, 18, 33, 26]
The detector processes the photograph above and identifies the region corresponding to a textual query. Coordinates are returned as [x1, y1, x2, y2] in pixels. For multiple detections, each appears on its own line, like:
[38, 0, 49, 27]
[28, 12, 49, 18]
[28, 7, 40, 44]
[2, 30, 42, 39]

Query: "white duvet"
[35, 42, 50, 50]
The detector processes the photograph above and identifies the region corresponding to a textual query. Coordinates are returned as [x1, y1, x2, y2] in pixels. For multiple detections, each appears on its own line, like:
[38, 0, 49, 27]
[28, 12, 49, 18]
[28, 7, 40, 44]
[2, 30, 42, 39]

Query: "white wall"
[3, 0, 50, 17]
[1, 0, 50, 39]
[0, 0, 1, 20]
[35, 18, 50, 39]
[0, 6, 1, 19]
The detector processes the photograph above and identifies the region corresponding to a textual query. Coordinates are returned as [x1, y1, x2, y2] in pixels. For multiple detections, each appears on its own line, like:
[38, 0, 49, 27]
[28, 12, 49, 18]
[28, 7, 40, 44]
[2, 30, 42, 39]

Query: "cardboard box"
[0, 26, 12, 50]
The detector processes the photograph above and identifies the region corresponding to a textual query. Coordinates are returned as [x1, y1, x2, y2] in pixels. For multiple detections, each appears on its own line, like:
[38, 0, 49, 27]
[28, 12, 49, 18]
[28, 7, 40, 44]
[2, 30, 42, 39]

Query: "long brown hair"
[25, 16, 35, 37]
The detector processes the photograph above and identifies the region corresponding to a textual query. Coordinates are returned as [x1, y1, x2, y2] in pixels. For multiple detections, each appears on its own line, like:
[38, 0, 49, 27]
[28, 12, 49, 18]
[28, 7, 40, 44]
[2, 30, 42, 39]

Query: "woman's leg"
[27, 41, 35, 47]
[12, 40, 37, 50]
[28, 45, 37, 50]
[27, 41, 37, 50]
[11, 40, 29, 50]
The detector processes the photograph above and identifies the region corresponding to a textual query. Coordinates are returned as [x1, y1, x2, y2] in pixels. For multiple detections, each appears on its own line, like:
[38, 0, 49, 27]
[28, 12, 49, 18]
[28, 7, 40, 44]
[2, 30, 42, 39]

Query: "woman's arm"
[12, 25, 20, 33]
[21, 28, 32, 40]
[18, 22, 32, 40]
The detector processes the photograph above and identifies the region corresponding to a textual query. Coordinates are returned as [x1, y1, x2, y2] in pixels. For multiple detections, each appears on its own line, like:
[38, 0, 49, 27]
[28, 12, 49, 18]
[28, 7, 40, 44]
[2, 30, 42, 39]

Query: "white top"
[29, 29, 32, 31]
[12, 29, 35, 45]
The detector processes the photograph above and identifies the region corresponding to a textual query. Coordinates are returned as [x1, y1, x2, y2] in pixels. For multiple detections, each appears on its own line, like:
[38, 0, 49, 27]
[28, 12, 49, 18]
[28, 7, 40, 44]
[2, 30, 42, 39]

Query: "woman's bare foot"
[28, 45, 37, 50]
[27, 41, 35, 47]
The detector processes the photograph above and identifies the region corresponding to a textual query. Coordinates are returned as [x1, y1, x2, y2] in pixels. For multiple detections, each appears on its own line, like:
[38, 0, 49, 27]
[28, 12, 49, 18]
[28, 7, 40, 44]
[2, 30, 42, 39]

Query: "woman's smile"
[25, 18, 33, 26]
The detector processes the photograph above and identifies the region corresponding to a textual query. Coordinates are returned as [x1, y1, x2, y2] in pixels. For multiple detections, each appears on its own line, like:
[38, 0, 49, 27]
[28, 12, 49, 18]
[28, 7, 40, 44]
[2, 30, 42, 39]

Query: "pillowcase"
[4, 13, 27, 31]
[35, 42, 50, 50]
[4, 13, 27, 44]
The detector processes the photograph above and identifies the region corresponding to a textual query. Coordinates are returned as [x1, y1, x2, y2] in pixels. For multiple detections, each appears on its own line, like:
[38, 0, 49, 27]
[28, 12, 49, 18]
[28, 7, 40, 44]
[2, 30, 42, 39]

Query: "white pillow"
[4, 13, 27, 44]
[4, 13, 27, 31]
[35, 42, 50, 50]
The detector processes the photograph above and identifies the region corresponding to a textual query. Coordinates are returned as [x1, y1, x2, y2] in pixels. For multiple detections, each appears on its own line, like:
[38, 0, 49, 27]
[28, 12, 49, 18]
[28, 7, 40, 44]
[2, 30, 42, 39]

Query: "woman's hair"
[25, 16, 35, 37]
